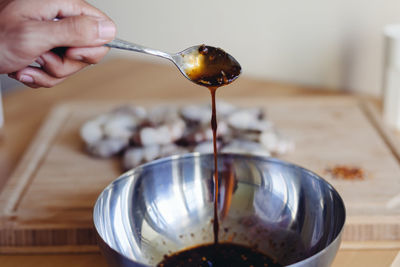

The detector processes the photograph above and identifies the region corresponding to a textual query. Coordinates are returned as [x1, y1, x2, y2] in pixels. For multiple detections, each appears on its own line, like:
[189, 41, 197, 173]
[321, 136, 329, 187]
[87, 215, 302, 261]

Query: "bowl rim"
[93, 152, 346, 266]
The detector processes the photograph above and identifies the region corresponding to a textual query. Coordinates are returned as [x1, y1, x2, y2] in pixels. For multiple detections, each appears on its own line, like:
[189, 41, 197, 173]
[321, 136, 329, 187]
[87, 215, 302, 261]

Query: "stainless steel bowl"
[94, 153, 345, 267]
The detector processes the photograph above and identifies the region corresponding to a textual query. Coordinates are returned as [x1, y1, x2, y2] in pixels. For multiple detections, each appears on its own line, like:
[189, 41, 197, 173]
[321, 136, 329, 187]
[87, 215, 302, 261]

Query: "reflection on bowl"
[94, 153, 345, 267]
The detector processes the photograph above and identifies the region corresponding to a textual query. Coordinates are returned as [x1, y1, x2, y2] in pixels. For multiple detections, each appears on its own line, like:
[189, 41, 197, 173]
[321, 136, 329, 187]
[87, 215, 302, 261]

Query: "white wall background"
[87, 0, 400, 97]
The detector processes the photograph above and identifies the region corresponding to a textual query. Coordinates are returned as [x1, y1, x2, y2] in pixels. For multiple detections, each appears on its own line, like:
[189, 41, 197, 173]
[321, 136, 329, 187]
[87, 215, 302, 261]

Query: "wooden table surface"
[0, 58, 398, 266]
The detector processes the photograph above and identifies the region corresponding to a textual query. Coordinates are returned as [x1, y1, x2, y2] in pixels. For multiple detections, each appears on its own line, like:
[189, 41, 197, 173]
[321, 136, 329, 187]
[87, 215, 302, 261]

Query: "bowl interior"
[94, 153, 345, 266]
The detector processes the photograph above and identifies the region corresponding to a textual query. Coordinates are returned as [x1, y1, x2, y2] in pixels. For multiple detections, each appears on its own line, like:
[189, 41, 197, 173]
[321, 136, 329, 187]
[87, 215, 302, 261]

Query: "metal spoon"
[105, 38, 241, 87]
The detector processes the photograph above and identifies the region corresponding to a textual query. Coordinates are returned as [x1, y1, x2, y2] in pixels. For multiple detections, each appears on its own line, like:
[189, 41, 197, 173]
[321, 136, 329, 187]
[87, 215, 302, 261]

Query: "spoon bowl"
[105, 39, 241, 87]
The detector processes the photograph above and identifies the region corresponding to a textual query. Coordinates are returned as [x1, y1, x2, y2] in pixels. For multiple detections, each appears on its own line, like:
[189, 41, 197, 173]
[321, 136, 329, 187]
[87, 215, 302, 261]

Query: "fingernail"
[35, 56, 45, 67]
[20, 75, 34, 84]
[98, 20, 116, 41]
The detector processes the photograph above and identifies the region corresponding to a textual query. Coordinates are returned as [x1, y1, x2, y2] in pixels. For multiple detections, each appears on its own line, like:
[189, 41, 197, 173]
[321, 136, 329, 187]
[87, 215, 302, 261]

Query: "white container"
[383, 25, 400, 131]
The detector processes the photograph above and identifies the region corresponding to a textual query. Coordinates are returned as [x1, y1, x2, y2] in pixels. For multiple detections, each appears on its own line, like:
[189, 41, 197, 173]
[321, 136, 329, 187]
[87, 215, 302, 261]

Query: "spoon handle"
[105, 38, 172, 60]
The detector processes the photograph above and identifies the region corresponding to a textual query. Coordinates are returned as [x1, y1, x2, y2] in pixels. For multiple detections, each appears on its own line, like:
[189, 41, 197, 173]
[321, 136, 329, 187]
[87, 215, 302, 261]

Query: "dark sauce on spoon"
[185, 45, 242, 87]
[157, 45, 282, 267]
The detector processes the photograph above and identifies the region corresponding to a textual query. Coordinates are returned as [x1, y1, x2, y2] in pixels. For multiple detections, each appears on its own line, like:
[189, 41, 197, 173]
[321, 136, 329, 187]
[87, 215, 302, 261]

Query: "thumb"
[38, 16, 116, 49]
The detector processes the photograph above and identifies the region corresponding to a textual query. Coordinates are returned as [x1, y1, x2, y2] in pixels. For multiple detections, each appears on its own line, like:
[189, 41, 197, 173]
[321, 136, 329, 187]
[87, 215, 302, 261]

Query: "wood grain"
[391, 252, 400, 267]
[0, 59, 397, 265]
[0, 58, 338, 192]
[1, 96, 400, 252]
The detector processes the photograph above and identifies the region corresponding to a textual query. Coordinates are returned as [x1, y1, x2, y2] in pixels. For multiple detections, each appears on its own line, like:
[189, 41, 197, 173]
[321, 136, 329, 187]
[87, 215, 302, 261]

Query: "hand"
[0, 0, 116, 88]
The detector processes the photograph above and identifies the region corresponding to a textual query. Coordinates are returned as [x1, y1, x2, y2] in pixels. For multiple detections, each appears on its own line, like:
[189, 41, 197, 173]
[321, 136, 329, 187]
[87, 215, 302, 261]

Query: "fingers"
[8, 45, 109, 88]
[38, 51, 88, 78]
[65, 46, 110, 64]
[15, 0, 109, 23]
[0, 0, 116, 86]
[24, 15, 115, 54]
[55, 0, 107, 18]
[9, 66, 66, 88]
[46, 16, 116, 49]
[37, 46, 109, 77]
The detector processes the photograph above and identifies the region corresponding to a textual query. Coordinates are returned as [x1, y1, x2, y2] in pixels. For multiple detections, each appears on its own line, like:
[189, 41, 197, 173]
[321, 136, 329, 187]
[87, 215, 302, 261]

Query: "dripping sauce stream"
[209, 86, 219, 244]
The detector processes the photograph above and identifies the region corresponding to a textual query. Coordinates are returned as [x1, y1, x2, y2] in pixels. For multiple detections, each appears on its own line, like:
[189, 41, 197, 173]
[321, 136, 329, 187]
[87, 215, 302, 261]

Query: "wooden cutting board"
[1, 96, 400, 253]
